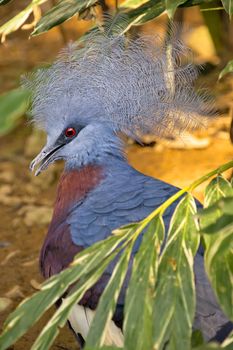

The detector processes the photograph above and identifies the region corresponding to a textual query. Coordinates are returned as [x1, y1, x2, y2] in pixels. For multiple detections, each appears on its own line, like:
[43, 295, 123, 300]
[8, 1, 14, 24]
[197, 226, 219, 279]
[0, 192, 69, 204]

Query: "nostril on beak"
[29, 151, 46, 172]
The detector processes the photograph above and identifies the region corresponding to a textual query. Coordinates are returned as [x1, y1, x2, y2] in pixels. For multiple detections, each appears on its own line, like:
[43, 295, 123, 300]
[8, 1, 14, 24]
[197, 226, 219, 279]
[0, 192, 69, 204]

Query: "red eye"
[65, 127, 76, 138]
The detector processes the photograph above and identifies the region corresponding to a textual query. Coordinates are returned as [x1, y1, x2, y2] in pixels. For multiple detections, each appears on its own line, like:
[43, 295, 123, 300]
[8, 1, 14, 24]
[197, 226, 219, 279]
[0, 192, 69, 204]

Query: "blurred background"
[0, 1, 233, 349]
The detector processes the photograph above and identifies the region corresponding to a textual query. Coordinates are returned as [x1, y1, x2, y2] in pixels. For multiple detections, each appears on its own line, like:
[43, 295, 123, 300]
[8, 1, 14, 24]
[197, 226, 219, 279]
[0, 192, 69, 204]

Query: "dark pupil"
[66, 128, 75, 137]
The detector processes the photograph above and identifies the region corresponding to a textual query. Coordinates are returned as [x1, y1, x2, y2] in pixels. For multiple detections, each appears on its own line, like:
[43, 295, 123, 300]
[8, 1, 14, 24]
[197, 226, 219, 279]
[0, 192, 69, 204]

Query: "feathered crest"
[23, 23, 214, 139]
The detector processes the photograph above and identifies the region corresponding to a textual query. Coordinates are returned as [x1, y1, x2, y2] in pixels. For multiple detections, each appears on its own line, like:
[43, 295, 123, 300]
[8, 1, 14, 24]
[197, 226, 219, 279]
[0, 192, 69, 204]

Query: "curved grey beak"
[30, 144, 62, 176]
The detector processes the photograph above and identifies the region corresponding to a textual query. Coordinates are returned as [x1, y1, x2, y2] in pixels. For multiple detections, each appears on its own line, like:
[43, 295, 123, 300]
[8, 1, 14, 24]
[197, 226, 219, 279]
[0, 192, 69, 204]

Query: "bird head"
[25, 30, 212, 176]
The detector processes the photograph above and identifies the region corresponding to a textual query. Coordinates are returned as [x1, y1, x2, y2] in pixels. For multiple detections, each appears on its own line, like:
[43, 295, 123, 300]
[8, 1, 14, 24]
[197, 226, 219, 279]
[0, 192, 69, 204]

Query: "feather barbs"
[23, 28, 213, 139]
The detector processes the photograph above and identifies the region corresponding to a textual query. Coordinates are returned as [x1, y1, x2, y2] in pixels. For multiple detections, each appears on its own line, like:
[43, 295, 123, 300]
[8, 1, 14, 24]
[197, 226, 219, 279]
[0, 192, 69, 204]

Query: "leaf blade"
[0, 88, 30, 136]
[32, 0, 98, 36]
[124, 216, 164, 350]
[0, 232, 130, 350]
[153, 194, 199, 350]
[85, 242, 134, 348]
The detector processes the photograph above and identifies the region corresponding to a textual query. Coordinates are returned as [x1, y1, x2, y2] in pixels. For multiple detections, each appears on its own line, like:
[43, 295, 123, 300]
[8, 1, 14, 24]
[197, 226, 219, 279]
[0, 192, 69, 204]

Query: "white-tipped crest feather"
[23, 26, 213, 139]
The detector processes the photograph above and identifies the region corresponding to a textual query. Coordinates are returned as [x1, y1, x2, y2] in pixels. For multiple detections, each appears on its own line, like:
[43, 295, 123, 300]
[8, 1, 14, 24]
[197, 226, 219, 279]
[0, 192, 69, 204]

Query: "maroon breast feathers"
[40, 165, 104, 278]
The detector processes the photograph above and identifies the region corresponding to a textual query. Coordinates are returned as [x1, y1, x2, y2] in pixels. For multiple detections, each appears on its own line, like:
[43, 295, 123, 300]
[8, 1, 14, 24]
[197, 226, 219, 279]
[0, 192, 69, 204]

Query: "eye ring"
[65, 127, 76, 138]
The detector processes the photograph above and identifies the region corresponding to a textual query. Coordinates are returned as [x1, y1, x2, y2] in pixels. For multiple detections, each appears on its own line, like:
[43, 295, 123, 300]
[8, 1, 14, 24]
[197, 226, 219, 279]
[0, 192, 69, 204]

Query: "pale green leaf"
[221, 0, 233, 17]
[202, 175, 233, 246]
[219, 60, 233, 80]
[0, 0, 48, 42]
[31, 252, 119, 350]
[120, 0, 149, 9]
[153, 194, 199, 350]
[204, 175, 233, 207]
[85, 242, 134, 348]
[85, 347, 121, 350]
[124, 216, 164, 350]
[199, 197, 233, 235]
[0, 88, 30, 136]
[32, 0, 97, 36]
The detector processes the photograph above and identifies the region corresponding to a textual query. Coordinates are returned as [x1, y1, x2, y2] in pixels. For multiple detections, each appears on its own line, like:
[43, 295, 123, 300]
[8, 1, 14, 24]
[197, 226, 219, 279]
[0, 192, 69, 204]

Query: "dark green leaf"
[193, 344, 223, 349]
[194, 331, 233, 348]
[180, 0, 218, 7]
[153, 194, 199, 350]
[191, 329, 204, 347]
[221, 0, 233, 17]
[32, 0, 98, 36]
[219, 60, 233, 80]
[124, 216, 164, 350]
[0, 88, 30, 136]
[85, 242, 134, 348]
[114, 0, 165, 34]
[0, 0, 12, 5]
[166, 0, 187, 18]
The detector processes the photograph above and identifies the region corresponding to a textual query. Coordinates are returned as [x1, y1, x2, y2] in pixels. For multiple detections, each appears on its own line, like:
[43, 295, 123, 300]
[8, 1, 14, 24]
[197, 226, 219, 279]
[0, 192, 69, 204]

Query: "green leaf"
[153, 194, 199, 350]
[85, 242, 134, 348]
[200, 176, 233, 322]
[202, 175, 233, 245]
[219, 60, 233, 80]
[0, 88, 30, 136]
[0, 0, 12, 5]
[85, 347, 121, 350]
[221, 0, 233, 17]
[204, 175, 233, 207]
[0, 232, 131, 350]
[31, 252, 119, 349]
[191, 329, 204, 347]
[0, 0, 48, 42]
[204, 223, 233, 321]
[180, 0, 218, 7]
[121, 0, 148, 8]
[165, 0, 187, 18]
[199, 197, 233, 235]
[123, 216, 164, 350]
[194, 331, 233, 349]
[32, 0, 98, 36]
[114, 0, 165, 34]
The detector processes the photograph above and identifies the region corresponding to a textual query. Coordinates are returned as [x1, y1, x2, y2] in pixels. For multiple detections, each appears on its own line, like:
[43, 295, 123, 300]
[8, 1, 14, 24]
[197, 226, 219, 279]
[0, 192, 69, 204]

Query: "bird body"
[26, 28, 232, 346]
[39, 158, 231, 344]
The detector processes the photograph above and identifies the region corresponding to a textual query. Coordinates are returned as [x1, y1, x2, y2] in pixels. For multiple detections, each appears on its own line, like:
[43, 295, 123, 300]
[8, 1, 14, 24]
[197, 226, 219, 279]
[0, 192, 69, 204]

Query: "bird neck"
[49, 165, 105, 232]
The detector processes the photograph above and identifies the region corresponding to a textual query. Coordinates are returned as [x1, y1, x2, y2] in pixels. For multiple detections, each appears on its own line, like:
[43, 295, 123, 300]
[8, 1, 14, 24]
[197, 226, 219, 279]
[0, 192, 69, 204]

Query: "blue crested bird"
[27, 30, 232, 347]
